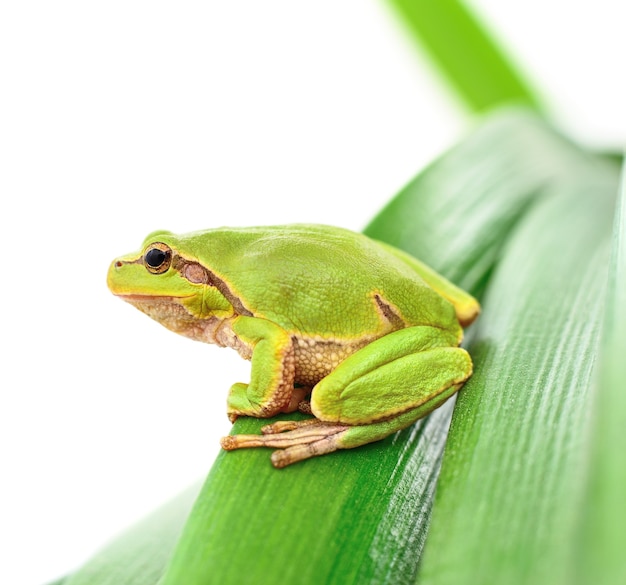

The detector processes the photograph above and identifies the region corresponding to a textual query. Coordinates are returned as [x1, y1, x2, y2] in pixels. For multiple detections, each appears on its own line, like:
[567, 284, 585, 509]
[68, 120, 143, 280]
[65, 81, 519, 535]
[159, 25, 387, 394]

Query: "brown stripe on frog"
[373, 293, 405, 329]
[174, 257, 253, 317]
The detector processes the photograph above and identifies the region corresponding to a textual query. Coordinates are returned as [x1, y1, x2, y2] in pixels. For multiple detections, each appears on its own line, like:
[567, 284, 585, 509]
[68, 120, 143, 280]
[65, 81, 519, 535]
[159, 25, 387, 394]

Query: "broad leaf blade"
[416, 146, 620, 582]
[578, 168, 626, 584]
[159, 409, 452, 585]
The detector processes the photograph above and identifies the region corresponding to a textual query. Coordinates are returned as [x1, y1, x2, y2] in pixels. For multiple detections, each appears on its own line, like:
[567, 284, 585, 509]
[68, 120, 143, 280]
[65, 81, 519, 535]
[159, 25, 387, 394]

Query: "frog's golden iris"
[143, 242, 172, 274]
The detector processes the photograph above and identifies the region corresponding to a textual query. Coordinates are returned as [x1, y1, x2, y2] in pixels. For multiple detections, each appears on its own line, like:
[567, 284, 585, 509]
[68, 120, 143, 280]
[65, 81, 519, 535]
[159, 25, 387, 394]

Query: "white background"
[1, 1, 624, 583]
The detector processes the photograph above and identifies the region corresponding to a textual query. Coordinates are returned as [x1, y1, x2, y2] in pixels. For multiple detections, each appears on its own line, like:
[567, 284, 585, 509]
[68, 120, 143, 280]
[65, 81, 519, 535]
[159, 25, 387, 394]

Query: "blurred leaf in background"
[385, 0, 541, 112]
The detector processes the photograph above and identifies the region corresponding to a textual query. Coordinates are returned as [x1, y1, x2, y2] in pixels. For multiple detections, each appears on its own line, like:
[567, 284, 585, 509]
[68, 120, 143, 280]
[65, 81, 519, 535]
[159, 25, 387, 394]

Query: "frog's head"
[107, 230, 234, 341]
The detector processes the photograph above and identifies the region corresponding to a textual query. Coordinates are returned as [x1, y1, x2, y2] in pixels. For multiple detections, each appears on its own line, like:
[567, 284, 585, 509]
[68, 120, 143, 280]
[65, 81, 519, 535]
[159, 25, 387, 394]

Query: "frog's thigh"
[227, 316, 295, 419]
[338, 381, 463, 450]
[311, 325, 472, 426]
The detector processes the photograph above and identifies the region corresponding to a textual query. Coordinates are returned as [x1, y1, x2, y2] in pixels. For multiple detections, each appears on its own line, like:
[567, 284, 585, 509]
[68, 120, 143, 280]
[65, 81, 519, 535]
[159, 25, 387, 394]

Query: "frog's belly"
[292, 335, 370, 387]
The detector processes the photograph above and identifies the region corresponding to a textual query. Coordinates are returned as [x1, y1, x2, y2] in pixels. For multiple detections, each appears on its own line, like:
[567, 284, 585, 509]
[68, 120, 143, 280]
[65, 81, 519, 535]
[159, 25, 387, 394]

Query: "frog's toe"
[270, 433, 347, 468]
[260, 418, 318, 434]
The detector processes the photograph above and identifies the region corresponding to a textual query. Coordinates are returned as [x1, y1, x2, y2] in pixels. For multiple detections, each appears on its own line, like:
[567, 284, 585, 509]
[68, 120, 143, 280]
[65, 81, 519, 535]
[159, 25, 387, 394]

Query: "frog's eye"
[144, 242, 172, 274]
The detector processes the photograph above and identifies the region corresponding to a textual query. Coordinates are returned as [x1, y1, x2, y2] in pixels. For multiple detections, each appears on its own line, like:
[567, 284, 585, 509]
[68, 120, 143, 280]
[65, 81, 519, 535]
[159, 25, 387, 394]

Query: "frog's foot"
[220, 419, 350, 468]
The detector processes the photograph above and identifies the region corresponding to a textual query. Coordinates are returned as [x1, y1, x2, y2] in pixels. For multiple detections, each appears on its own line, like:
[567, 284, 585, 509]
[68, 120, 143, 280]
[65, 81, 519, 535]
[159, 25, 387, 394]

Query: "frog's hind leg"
[220, 380, 461, 468]
[287, 378, 461, 467]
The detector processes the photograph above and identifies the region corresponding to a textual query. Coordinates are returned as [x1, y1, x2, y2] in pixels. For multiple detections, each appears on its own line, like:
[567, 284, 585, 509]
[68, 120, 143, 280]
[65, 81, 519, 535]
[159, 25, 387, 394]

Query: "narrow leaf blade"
[385, 0, 541, 112]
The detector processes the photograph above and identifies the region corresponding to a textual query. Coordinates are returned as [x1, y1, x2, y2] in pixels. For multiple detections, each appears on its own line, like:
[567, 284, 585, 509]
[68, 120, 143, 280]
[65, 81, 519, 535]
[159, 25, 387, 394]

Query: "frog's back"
[175, 224, 460, 339]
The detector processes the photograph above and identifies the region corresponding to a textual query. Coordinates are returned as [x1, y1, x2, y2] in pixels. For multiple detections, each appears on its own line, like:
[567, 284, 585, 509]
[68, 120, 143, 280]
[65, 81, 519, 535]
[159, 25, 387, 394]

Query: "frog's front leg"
[226, 316, 296, 421]
[221, 326, 472, 467]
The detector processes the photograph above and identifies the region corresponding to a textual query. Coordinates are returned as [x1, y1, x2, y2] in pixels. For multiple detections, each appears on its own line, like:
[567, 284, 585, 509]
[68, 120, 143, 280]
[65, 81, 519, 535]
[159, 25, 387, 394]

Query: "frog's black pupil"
[146, 248, 167, 268]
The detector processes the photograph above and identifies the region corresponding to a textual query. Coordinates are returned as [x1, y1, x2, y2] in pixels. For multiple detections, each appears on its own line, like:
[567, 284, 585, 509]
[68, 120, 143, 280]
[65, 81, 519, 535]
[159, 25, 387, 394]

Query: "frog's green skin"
[107, 224, 479, 467]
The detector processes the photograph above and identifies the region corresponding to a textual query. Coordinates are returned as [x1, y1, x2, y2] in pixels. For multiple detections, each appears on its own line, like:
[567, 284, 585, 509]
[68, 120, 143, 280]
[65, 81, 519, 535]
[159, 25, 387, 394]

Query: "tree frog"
[107, 224, 479, 467]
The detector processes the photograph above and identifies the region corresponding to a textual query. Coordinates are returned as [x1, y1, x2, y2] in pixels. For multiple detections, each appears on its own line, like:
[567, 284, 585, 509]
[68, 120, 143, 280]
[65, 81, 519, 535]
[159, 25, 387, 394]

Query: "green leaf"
[59, 110, 621, 585]
[577, 172, 626, 584]
[159, 409, 452, 585]
[414, 150, 620, 582]
[385, 0, 542, 112]
[157, 111, 614, 585]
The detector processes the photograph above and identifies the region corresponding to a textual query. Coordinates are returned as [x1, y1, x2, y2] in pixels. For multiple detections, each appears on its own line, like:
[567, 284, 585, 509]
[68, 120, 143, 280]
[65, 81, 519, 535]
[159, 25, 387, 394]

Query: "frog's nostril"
[115, 261, 123, 268]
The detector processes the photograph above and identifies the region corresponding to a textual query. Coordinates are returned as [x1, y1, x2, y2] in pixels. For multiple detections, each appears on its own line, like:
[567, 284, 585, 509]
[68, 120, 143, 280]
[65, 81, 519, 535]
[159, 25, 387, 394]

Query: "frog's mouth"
[113, 293, 194, 302]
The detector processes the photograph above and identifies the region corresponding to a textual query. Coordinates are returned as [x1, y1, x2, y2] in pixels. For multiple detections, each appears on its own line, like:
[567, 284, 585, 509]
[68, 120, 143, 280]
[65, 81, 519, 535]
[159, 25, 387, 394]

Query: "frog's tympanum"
[108, 225, 479, 467]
